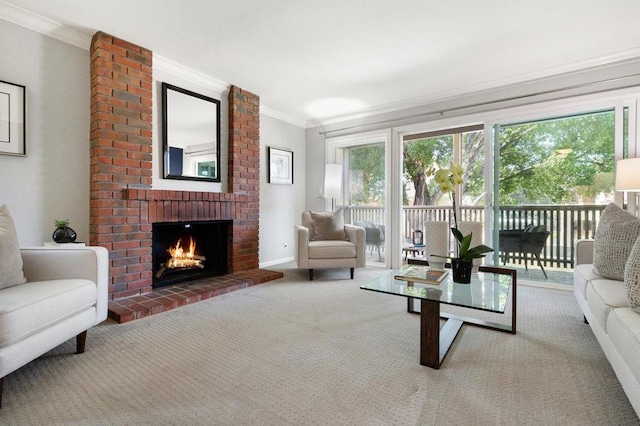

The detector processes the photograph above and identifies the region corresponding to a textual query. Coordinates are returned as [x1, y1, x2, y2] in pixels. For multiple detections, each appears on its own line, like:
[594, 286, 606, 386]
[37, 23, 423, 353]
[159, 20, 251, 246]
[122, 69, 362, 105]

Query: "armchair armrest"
[575, 239, 595, 265]
[20, 246, 109, 323]
[295, 225, 310, 267]
[344, 224, 366, 267]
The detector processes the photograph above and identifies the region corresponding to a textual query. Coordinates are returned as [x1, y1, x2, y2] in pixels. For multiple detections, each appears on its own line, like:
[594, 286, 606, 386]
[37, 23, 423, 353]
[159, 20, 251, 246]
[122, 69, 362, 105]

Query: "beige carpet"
[1, 265, 638, 425]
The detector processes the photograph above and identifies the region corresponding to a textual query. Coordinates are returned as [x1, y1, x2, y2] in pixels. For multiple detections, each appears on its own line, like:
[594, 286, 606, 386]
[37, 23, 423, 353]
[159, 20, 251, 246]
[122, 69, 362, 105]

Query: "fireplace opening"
[152, 220, 230, 288]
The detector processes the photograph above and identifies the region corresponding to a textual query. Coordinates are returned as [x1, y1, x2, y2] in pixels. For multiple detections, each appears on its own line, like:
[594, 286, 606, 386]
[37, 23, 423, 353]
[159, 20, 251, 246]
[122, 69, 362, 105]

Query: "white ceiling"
[3, 0, 640, 127]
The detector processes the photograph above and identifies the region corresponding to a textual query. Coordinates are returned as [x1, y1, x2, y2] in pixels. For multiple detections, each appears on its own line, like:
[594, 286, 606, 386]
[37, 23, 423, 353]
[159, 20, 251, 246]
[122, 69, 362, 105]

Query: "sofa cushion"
[0, 279, 97, 348]
[0, 204, 26, 290]
[309, 209, 347, 241]
[607, 308, 640, 388]
[593, 202, 640, 280]
[625, 237, 640, 313]
[586, 279, 629, 332]
[574, 263, 602, 299]
[308, 240, 356, 259]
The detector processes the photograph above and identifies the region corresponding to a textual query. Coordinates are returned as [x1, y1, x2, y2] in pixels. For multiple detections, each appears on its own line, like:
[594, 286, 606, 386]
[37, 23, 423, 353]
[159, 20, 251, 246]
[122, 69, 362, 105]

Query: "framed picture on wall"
[268, 146, 293, 184]
[0, 80, 26, 156]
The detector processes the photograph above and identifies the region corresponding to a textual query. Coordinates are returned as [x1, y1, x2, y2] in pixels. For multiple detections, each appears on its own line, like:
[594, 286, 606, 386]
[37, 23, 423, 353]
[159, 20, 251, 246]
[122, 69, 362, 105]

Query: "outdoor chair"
[354, 221, 385, 261]
[499, 224, 551, 278]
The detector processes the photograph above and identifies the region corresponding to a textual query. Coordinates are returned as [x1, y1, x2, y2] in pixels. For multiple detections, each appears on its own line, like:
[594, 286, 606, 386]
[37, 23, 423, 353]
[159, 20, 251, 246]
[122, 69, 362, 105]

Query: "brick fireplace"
[88, 32, 282, 322]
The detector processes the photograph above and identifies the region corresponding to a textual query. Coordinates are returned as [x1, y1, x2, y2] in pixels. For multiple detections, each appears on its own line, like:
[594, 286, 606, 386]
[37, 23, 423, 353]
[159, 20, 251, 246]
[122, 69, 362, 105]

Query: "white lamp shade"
[324, 164, 342, 199]
[616, 158, 640, 191]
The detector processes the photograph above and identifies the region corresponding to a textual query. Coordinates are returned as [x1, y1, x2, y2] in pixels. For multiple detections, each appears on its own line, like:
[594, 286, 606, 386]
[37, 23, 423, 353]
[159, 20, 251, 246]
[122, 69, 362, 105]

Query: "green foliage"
[347, 110, 615, 208]
[54, 219, 70, 228]
[451, 227, 494, 260]
[403, 136, 452, 205]
[498, 111, 615, 204]
[349, 144, 386, 205]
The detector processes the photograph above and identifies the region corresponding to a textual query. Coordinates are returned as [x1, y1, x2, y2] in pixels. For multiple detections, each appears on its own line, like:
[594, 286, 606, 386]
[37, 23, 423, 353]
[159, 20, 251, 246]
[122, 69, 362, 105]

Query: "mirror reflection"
[162, 83, 221, 182]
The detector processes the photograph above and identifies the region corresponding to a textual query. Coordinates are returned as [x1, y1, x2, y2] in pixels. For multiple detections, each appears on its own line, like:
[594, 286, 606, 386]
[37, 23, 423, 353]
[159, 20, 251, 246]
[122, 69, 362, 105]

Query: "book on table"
[394, 265, 449, 285]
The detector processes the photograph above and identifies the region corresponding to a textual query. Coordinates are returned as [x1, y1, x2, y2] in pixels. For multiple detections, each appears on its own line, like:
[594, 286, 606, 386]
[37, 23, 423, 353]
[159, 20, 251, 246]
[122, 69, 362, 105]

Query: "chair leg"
[309, 269, 314, 281]
[76, 330, 87, 354]
[535, 254, 548, 279]
[377, 246, 382, 262]
[350, 268, 355, 279]
[0, 376, 3, 409]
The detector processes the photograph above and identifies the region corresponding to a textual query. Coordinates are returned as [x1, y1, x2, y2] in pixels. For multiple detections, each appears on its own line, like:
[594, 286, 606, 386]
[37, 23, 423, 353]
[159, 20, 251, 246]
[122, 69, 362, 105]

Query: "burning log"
[156, 237, 206, 279]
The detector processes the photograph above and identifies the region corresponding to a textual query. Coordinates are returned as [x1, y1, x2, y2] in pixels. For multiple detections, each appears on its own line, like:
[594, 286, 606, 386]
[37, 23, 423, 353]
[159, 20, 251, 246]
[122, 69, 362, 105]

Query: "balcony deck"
[352, 203, 605, 288]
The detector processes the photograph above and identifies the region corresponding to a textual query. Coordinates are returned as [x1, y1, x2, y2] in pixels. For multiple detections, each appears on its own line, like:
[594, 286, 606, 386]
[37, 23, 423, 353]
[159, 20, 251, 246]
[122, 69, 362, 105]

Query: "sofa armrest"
[20, 246, 109, 323]
[575, 239, 595, 266]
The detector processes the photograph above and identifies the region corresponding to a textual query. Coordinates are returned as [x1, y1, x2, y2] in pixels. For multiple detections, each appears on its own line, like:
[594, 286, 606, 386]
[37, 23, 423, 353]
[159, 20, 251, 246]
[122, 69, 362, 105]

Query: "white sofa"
[574, 239, 640, 415]
[0, 246, 109, 408]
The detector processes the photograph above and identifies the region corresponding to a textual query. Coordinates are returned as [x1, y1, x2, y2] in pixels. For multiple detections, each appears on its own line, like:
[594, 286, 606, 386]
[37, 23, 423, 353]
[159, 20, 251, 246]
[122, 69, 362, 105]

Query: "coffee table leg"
[420, 298, 441, 368]
[420, 298, 464, 369]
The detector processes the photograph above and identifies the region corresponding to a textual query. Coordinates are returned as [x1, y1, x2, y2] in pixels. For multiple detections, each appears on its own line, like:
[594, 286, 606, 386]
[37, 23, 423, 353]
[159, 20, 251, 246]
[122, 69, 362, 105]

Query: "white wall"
[259, 115, 306, 267]
[0, 20, 89, 246]
[304, 127, 326, 212]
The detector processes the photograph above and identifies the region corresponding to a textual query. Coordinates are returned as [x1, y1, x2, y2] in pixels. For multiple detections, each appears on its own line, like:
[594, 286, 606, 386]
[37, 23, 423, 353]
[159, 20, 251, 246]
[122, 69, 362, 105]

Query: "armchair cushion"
[309, 209, 347, 241]
[0, 205, 26, 290]
[308, 240, 357, 259]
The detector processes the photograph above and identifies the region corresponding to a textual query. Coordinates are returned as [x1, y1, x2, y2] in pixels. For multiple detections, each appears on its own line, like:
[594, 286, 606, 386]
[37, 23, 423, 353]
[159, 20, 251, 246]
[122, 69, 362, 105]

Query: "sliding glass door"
[328, 133, 388, 267]
[491, 109, 618, 280]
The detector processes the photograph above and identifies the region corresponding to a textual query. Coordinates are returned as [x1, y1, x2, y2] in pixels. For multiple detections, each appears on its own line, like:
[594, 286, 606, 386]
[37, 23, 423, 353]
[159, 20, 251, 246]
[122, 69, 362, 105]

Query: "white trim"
[154, 55, 230, 95]
[0, 0, 91, 49]
[260, 257, 294, 268]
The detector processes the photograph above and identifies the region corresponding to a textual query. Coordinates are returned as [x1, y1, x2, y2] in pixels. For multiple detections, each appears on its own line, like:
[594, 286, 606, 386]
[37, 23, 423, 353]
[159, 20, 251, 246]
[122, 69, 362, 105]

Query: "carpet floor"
[1, 265, 638, 425]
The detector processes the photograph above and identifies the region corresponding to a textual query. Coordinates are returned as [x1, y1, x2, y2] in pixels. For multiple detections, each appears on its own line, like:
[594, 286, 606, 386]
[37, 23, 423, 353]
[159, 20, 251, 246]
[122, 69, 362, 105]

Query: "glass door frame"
[326, 129, 393, 268]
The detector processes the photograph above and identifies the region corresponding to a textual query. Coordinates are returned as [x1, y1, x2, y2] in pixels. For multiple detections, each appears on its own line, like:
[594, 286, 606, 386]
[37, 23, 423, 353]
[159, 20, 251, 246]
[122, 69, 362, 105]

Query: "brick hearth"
[108, 269, 282, 323]
[88, 32, 282, 323]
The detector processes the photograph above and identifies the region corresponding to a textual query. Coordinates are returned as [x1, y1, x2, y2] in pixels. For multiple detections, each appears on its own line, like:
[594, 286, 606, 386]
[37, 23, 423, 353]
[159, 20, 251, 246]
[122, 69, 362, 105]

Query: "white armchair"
[295, 211, 366, 280]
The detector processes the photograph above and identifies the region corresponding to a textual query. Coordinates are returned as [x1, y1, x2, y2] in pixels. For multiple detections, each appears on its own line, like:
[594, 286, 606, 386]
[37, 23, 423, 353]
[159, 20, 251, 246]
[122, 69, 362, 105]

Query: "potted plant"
[430, 163, 494, 283]
[52, 219, 77, 243]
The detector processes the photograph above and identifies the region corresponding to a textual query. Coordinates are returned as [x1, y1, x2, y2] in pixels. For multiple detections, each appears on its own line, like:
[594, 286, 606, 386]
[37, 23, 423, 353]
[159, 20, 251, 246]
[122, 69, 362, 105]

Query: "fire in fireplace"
[152, 220, 230, 288]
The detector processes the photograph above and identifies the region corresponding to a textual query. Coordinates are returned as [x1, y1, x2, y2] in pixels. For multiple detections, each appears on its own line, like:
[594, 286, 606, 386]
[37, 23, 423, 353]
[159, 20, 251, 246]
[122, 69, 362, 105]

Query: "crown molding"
[154, 55, 230, 95]
[307, 46, 640, 128]
[261, 105, 306, 128]
[0, 0, 91, 49]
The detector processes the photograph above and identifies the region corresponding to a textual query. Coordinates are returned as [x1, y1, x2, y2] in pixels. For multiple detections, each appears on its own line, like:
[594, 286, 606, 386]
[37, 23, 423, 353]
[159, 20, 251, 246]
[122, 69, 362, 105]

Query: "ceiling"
[3, 0, 640, 126]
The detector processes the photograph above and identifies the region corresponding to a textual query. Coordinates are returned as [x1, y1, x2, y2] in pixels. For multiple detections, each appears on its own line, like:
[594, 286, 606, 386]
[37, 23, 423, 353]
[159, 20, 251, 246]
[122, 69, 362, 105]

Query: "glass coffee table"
[360, 265, 516, 369]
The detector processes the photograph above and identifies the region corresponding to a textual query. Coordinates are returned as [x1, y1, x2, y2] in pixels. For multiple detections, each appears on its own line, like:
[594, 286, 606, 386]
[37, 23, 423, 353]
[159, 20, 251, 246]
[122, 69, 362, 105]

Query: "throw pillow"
[309, 209, 347, 241]
[624, 237, 640, 313]
[0, 204, 27, 290]
[593, 202, 640, 280]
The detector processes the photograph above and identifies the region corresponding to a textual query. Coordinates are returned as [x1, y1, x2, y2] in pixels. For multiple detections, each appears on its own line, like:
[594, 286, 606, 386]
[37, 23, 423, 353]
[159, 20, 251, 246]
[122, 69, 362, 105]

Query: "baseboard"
[260, 257, 295, 268]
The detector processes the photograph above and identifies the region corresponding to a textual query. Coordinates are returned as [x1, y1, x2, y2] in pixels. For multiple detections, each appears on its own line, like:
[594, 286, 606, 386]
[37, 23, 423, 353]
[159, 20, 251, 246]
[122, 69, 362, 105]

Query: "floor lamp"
[324, 164, 342, 211]
[615, 158, 640, 214]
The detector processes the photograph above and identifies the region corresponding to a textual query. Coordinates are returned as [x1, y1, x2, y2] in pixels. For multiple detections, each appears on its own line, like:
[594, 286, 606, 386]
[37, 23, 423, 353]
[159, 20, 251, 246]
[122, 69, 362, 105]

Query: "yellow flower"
[450, 162, 463, 177]
[439, 181, 454, 193]
[434, 169, 449, 184]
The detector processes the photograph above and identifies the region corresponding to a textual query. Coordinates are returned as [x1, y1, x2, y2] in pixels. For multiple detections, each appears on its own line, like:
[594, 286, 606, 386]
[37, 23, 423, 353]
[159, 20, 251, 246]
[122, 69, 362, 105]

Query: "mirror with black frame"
[162, 82, 221, 182]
